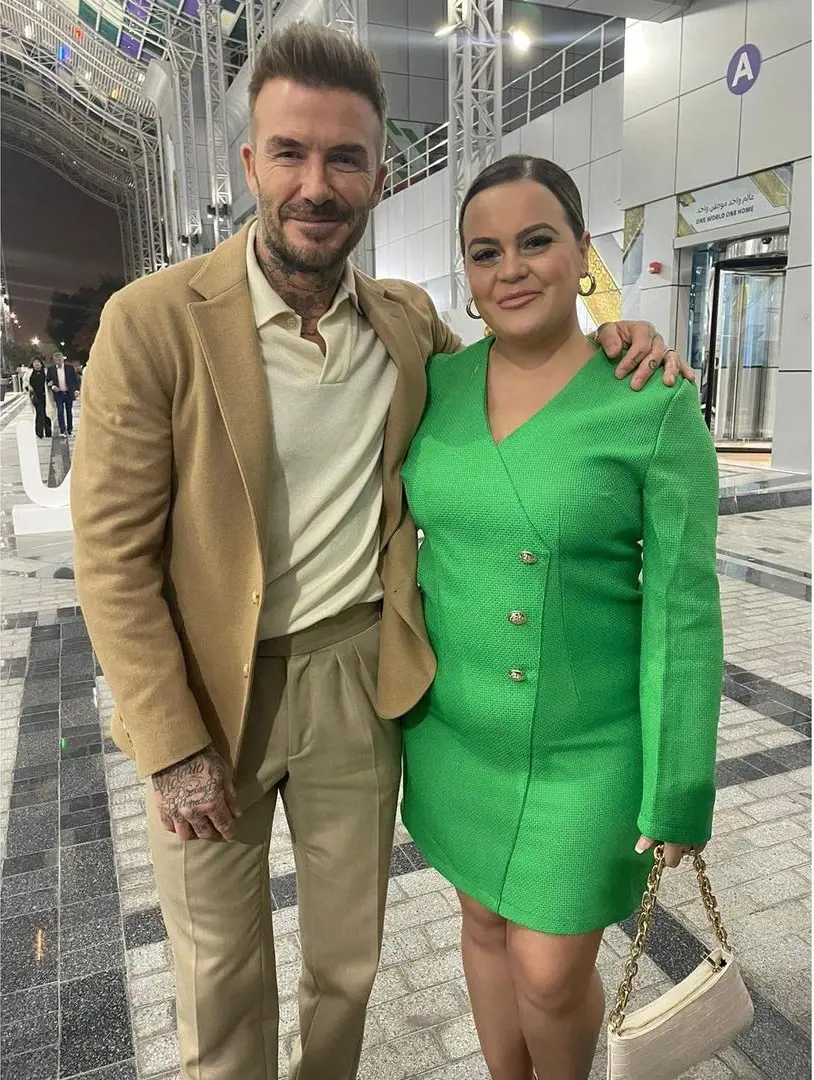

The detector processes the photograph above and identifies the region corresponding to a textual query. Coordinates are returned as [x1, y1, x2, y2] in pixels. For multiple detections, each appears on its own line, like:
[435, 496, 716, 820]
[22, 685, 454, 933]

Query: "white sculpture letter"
[11, 417, 74, 535]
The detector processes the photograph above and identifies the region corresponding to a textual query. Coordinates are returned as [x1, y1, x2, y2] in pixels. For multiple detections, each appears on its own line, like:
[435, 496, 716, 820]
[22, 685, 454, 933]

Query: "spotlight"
[508, 26, 531, 52]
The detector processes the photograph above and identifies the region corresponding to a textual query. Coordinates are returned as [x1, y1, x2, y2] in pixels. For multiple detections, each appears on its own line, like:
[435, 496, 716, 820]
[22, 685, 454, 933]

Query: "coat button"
[508, 668, 526, 682]
[251, 590, 260, 605]
[519, 551, 537, 564]
[508, 611, 527, 626]
[243, 663, 250, 678]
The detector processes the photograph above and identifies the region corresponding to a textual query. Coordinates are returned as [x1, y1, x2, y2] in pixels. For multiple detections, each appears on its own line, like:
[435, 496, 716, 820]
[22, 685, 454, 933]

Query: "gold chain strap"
[607, 845, 732, 1034]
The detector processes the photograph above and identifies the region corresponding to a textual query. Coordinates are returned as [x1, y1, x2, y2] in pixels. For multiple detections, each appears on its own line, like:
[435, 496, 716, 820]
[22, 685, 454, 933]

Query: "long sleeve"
[637, 380, 723, 845]
[71, 294, 211, 777]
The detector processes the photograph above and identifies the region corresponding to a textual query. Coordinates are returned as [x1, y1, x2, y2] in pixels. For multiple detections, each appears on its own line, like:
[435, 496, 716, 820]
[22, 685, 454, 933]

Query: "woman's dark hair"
[458, 155, 585, 253]
[31, 355, 44, 369]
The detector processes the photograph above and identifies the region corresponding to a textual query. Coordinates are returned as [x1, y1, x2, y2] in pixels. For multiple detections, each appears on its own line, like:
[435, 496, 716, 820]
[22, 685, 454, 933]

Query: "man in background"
[47, 351, 81, 438]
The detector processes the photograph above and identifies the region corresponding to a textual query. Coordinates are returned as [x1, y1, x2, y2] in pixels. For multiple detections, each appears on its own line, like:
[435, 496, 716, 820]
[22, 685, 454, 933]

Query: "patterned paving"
[0, 403, 810, 1080]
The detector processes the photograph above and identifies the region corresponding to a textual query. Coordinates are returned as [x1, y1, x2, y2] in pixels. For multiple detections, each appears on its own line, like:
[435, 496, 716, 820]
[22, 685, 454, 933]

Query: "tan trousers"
[146, 603, 402, 1080]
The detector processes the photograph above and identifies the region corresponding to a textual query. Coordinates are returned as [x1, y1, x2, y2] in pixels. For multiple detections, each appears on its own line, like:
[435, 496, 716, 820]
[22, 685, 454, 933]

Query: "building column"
[622, 196, 684, 348]
[772, 157, 812, 474]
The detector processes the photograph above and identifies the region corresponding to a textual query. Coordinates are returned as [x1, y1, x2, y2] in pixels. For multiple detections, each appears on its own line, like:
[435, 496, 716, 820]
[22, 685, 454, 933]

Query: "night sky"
[2, 149, 124, 342]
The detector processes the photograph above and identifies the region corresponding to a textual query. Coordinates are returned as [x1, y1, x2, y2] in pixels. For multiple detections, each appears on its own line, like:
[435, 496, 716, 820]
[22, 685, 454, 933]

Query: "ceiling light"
[23, 24, 34, 38]
[434, 22, 457, 38]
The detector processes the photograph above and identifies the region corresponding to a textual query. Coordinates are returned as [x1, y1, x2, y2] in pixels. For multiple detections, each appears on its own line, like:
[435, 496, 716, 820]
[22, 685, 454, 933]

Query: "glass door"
[710, 268, 785, 444]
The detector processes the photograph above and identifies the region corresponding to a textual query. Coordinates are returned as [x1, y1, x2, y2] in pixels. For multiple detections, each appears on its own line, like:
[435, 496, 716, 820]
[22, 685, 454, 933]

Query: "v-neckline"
[481, 338, 602, 449]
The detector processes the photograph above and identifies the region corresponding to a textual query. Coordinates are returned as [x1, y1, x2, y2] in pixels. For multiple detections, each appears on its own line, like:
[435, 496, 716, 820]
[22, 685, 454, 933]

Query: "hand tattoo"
[152, 747, 228, 820]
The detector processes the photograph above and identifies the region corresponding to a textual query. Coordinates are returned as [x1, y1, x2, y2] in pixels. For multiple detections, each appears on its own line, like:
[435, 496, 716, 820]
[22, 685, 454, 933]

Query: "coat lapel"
[188, 227, 271, 552]
[355, 272, 428, 552]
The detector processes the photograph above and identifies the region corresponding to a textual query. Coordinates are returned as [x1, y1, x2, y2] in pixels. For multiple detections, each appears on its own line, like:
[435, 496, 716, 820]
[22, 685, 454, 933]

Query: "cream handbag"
[606, 845, 754, 1080]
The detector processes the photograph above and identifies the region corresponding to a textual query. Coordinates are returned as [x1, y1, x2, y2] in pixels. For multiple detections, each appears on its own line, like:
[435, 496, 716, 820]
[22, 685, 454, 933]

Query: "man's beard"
[257, 191, 368, 275]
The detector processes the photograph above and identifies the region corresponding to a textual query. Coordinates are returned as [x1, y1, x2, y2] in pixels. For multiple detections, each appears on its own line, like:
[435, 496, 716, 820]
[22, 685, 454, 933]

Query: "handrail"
[380, 15, 628, 202]
[503, 16, 625, 133]
[382, 122, 450, 201]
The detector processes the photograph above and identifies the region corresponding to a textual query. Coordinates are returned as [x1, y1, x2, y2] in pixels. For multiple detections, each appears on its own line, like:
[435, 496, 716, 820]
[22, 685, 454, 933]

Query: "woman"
[28, 356, 53, 439]
[400, 156, 723, 1080]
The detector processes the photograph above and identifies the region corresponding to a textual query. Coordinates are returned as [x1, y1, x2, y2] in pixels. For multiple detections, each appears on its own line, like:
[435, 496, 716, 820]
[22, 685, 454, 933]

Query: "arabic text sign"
[677, 172, 790, 236]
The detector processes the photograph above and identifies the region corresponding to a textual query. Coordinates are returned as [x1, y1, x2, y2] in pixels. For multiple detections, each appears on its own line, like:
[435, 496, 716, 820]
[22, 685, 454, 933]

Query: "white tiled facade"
[225, 0, 811, 472]
[619, 0, 811, 474]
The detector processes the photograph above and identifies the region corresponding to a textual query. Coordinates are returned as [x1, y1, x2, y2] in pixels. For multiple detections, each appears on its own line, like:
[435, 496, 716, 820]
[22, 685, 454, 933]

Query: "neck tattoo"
[256, 236, 345, 346]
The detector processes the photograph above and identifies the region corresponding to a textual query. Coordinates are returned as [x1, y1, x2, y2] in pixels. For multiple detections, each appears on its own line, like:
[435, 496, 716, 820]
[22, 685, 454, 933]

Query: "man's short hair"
[248, 22, 388, 155]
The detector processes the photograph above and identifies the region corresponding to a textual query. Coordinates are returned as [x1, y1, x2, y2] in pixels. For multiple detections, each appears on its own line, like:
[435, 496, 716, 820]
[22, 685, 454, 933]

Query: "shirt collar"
[245, 220, 359, 330]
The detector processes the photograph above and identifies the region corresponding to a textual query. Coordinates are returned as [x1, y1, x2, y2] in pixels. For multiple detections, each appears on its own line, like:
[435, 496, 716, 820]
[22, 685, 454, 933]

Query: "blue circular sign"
[727, 44, 761, 95]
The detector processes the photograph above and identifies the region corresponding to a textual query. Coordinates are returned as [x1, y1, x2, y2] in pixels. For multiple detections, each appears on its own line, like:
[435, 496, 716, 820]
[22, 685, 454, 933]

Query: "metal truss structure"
[199, 0, 232, 247]
[0, 0, 170, 279]
[0, 0, 272, 282]
[1, 0, 510, 303]
[244, 0, 276, 69]
[323, 0, 375, 275]
[446, 0, 503, 306]
[325, 0, 366, 44]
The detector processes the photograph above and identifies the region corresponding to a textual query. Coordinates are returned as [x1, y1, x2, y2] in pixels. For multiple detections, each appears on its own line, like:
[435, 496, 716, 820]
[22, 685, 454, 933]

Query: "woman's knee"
[459, 891, 507, 949]
[508, 929, 601, 1017]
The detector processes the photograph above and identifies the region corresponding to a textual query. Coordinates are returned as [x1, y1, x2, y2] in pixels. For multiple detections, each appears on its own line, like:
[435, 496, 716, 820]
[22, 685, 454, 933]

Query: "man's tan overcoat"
[71, 222, 460, 777]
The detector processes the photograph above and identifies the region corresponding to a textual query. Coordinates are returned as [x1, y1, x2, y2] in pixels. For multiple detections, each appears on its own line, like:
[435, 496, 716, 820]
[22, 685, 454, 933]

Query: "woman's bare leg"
[506, 923, 605, 1080]
[458, 891, 534, 1080]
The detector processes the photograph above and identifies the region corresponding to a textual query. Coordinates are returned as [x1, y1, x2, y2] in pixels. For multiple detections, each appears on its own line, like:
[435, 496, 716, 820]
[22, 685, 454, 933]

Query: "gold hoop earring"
[466, 298, 480, 319]
[578, 272, 597, 297]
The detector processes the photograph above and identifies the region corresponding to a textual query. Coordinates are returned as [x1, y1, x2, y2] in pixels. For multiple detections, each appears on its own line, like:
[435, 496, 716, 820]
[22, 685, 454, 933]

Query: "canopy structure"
[1, 0, 275, 279]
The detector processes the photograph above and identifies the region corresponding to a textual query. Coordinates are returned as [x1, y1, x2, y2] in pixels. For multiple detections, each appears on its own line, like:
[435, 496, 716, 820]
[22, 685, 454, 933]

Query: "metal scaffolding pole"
[175, 61, 204, 256]
[245, 0, 276, 68]
[446, 0, 503, 307]
[325, 0, 366, 42]
[126, 199, 142, 282]
[199, 0, 233, 248]
[118, 205, 136, 283]
[324, 0, 375, 275]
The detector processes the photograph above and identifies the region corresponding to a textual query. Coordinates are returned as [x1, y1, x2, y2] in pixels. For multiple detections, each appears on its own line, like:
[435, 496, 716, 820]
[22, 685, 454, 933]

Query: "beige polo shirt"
[246, 222, 397, 638]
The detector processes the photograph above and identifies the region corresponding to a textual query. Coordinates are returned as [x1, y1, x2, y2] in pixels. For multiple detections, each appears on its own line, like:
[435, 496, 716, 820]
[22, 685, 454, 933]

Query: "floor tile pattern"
[1, 404, 810, 1080]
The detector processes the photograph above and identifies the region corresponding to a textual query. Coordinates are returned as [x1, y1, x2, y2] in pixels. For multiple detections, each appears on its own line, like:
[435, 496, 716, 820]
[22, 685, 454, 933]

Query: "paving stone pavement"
[0, 405, 810, 1080]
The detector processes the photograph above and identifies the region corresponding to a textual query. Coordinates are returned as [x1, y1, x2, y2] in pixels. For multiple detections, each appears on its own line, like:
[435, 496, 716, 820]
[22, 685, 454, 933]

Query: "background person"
[27, 356, 53, 438]
[47, 351, 81, 437]
[400, 155, 723, 1080]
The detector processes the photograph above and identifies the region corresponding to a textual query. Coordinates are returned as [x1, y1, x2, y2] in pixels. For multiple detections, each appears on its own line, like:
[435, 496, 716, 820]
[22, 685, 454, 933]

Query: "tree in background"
[1, 341, 41, 375]
[46, 276, 123, 364]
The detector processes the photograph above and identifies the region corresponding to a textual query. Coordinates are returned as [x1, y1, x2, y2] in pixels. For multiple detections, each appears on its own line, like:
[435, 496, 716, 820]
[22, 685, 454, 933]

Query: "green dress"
[400, 340, 723, 935]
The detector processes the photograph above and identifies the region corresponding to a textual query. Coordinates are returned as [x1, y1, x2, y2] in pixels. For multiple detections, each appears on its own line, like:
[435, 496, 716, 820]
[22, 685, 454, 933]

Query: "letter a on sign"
[727, 44, 761, 95]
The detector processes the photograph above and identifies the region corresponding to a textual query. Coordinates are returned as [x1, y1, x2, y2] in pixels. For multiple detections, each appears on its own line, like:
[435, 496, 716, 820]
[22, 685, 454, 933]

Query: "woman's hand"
[635, 835, 706, 868]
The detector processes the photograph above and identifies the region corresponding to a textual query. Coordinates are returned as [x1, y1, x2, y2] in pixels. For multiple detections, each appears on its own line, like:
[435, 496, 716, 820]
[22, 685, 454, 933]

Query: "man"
[72, 23, 693, 1080]
[47, 351, 81, 437]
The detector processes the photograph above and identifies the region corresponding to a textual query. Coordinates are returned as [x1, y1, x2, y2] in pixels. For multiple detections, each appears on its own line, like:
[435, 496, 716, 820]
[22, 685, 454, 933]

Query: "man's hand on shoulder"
[595, 321, 696, 391]
[152, 746, 239, 842]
